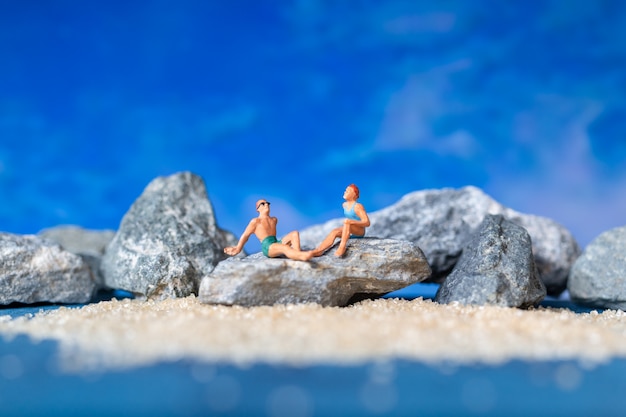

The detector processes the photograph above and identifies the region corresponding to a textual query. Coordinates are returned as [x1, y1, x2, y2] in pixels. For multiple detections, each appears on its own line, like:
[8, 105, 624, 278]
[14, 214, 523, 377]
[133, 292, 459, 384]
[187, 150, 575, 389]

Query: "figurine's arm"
[224, 219, 257, 256]
[346, 204, 370, 228]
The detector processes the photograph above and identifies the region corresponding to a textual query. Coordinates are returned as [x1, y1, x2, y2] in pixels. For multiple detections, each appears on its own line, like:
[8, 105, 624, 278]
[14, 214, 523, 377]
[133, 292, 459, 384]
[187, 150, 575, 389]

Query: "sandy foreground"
[0, 296, 625, 372]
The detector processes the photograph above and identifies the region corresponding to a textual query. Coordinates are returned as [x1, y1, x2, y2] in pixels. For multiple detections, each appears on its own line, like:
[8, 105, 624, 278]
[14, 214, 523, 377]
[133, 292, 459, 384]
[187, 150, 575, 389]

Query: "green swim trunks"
[261, 236, 281, 257]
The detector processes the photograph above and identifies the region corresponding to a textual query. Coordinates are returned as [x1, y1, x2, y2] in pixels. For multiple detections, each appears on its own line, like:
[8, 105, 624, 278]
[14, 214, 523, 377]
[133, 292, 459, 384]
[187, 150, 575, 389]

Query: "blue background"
[1, 0, 626, 252]
[2, 2, 626, 414]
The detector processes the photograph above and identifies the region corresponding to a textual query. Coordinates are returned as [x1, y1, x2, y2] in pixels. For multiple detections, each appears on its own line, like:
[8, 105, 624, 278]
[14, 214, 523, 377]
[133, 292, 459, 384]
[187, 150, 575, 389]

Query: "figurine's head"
[256, 199, 271, 214]
[344, 184, 359, 200]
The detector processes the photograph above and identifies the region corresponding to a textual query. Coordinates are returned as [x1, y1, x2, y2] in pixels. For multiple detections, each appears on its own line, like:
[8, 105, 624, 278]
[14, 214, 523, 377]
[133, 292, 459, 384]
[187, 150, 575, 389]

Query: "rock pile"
[435, 215, 546, 308]
[300, 186, 580, 296]
[0, 172, 591, 310]
[199, 238, 431, 307]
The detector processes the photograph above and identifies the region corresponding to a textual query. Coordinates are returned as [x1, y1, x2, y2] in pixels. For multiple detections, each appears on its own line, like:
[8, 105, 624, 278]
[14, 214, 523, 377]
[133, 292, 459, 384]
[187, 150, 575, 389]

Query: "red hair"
[348, 184, 360, 199]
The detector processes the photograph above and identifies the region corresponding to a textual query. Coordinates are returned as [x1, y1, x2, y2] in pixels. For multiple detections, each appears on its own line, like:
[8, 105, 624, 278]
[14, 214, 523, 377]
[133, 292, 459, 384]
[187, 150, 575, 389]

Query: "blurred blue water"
[1, 1, 626, 249]
[1, 334, 625, 416]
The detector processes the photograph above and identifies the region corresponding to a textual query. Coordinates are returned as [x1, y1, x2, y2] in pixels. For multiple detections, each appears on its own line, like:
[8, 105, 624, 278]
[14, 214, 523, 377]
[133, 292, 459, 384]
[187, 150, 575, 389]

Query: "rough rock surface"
[0, 232, 96, 304]
[199, 238, 431, 307]
[435, 215, 546, 308]
[101, 172, 238, 299]
[568, 225, 626, 310]
[300, 186, 579, 295]
[39, 225, 115, 288]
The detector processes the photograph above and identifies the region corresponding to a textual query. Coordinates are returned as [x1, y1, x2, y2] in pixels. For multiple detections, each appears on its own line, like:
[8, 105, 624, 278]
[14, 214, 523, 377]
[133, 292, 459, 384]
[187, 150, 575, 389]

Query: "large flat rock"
[199, 238, 431, 307]
[300, 186, 579, 296]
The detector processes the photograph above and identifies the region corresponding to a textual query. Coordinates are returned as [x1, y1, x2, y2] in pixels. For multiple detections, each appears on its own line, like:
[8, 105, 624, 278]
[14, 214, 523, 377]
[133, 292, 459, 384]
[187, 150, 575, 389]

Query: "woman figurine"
[313, 184, 370, 257]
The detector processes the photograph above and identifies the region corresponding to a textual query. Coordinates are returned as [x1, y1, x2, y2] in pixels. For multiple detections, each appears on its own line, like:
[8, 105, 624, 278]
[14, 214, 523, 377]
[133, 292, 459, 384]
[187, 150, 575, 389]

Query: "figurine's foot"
[334, 247, 346, 257]
[295, 251, 314, 261]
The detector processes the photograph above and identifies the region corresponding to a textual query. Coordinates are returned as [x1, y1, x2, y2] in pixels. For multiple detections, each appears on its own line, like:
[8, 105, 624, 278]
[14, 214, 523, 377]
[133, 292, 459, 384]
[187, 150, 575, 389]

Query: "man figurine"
[224, 199, 314, 261]
[313, 184, 370, 257]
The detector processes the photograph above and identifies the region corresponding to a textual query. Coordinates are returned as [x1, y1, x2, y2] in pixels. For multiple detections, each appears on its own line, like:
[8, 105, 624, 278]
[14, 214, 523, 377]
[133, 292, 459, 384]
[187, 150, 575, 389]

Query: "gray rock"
[100, 172, 238, 300]
[568, 226, 626, 310]
[199, 238, 431, 307]
[0, 233, 96, 304]
[435, 215, 546, 308]
[38, 225, 115, 288]
[300, 186, 579, 296]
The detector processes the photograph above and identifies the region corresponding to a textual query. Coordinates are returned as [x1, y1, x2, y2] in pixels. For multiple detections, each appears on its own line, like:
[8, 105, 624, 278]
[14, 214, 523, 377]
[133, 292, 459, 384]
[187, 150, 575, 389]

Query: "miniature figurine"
[224, 199, 314, 261]
[313, 184, 370, 257]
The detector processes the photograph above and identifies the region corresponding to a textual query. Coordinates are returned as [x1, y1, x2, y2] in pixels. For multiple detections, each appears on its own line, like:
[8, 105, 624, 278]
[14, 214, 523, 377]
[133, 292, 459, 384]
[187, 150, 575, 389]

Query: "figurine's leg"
[335, 224, 366, 257]
[334, 223, 352, 257]
[268, 243, 313, 261]
[312, 228, 342, 257]
[281, 230, 301, 250]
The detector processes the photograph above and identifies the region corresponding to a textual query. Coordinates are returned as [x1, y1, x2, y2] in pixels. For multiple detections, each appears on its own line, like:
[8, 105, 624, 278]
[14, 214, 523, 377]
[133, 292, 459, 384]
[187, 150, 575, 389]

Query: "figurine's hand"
[224, 246, 240, 256]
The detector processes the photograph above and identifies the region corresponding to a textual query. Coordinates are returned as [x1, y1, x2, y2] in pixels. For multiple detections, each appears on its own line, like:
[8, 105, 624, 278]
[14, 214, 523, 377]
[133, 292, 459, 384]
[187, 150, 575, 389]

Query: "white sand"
[0, 296, 625, 371]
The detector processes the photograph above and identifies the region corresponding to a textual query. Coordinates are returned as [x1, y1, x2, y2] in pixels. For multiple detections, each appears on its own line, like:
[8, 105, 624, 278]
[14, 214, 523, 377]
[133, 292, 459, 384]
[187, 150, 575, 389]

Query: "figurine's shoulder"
[344, 200, 363, 209]
[255, 216, 277, 224]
